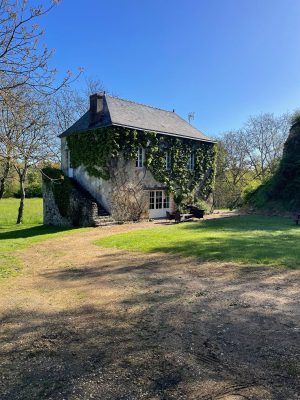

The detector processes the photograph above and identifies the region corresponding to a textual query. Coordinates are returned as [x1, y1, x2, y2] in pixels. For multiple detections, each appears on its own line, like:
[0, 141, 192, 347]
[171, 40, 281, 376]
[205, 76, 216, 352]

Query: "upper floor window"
[165, 151, 171, 170]
[188, 153, 195, 171]
[136, 147, 145, 168]
[65, 147, 73, 169]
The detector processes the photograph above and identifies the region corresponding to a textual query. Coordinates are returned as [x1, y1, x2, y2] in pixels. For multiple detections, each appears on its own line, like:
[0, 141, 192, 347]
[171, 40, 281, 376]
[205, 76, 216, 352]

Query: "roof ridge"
[106, 94, 175, 114]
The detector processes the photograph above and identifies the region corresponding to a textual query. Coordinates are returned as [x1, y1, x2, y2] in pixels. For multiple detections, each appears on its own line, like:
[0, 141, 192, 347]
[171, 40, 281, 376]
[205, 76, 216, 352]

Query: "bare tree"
[214, 113, 290, 209]
[242, 113, 290, 181]
[82, 77, 106, 101]
[0, 90, 18, 197]
[0, 0, 80, 96]
[214, 131, 250, 209]
[49, 77, 107, 160]
[110, 158, 148, 222]
[3, 91, 54, 223]
[52, 77, 106, 135]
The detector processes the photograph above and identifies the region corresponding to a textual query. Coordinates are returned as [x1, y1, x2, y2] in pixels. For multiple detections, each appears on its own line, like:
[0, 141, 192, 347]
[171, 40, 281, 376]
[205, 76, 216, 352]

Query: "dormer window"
[165, 151, 171, 170]
[188, 153, 195, 171]
[136, 147, 145, 168]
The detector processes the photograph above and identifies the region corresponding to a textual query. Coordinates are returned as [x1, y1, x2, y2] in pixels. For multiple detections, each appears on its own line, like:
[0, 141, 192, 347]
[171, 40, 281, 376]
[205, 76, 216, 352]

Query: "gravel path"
[0, 220, 300, 400]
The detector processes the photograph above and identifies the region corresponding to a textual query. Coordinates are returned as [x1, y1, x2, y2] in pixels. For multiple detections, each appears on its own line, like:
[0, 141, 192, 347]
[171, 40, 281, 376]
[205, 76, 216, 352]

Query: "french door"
[149, 190, 171, 218]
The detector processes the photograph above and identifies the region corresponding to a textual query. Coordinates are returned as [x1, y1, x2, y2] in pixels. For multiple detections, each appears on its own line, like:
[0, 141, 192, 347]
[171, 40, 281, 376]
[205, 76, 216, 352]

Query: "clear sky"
[41, 0, 300, 137]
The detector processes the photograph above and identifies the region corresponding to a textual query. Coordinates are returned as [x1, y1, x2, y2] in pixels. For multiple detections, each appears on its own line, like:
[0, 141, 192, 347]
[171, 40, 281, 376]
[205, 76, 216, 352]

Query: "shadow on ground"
[99, 216, 300, 269]
[1, 251, 300, 399]
[0, 225, 75, 240]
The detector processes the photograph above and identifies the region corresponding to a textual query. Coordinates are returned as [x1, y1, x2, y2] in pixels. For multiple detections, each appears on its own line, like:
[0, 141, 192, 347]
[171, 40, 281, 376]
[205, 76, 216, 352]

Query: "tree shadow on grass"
[1, 252, 300, 399]
[181, 215, 297, 233]
[149, 234, 300, 269]
[0, 225, 76, 240]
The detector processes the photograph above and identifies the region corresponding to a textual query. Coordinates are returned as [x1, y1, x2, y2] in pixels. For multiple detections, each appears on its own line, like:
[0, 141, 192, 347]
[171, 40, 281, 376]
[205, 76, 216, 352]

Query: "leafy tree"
[242, 113, 290, 181]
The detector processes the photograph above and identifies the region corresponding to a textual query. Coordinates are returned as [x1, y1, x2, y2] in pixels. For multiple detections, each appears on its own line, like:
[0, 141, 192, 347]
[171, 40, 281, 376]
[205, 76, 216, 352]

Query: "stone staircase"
[70, 178, 116, 227]
[94, 212, 116, 227]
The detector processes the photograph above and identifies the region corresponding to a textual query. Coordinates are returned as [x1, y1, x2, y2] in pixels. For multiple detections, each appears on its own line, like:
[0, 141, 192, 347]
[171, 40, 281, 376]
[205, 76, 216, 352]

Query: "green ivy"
[66, 127, 216, 204]
[42, 167, 72, 217]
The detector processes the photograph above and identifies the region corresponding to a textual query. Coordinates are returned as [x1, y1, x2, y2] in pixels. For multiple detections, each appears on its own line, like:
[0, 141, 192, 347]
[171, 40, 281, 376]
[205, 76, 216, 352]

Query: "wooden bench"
[173, 211, 193, 223]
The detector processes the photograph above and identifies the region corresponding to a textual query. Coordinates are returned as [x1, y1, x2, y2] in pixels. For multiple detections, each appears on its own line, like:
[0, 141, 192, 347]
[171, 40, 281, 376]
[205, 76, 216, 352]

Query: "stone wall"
[43, 178, 99, 227]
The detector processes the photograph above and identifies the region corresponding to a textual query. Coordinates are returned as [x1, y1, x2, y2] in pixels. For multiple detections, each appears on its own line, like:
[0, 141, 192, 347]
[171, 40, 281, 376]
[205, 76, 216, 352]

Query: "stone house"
[45, 93, 215, 226]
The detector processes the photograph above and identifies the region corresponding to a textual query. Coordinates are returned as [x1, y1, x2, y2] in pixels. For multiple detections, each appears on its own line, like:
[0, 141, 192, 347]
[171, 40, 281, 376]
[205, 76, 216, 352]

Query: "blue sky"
[42, 0, 300, 137]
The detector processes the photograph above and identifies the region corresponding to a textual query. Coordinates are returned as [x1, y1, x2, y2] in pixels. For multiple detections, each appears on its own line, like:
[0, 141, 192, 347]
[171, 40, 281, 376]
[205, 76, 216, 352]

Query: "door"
[149, 190, 171, 218]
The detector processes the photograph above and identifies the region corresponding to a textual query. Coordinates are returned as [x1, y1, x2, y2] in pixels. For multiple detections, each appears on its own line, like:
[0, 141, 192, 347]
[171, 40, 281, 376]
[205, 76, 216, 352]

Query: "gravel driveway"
[0, 221, 299, 399]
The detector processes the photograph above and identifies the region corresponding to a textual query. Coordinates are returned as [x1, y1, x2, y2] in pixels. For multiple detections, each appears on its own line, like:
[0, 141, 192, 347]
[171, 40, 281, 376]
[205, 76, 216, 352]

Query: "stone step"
[94, 219, 116, 227]
[96, 215, 114, 221]
[98, 211, 110, 216]
[94, 214, 116, 227]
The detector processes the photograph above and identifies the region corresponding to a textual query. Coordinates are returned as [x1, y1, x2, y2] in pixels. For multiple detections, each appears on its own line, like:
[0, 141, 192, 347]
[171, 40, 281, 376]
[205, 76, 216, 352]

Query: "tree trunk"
[0, 159, 11, 199]
[17, 173, 26, 224]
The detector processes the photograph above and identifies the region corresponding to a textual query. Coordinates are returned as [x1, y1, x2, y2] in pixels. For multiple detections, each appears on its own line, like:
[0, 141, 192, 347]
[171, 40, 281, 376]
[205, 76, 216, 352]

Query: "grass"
[97, 215, 300, 269]
[0, 197, 43, 224]
[0, 198, 89, 278]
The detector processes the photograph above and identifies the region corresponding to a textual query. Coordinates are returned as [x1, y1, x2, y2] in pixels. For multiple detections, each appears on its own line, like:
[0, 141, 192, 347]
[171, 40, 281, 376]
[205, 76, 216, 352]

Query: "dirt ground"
[0, 219, 300, 400]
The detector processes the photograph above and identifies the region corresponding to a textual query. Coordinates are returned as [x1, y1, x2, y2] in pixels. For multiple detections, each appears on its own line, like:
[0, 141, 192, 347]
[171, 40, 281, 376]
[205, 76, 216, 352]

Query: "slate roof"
[60, 94, 214, 143]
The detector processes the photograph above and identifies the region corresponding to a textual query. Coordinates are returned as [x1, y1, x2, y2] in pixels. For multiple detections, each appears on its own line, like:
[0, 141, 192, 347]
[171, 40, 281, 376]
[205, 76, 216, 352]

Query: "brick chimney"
[89, 93, 104, 126]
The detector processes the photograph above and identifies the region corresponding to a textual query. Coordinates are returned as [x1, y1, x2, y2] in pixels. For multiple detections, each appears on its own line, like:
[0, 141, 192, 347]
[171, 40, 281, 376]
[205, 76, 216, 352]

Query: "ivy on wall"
[66, 127, 216, 204]
[42, 167, 72, 217]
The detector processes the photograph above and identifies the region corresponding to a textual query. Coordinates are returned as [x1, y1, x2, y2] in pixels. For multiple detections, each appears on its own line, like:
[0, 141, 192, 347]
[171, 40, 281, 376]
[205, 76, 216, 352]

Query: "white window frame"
[149, 191, 155, 209]
[149, 191, 170, 210]
[165, 151, 171, 170]
[163, 192, 170, 208]
[65, 147, 74, 177]
[136, 147, 145, 168]
[188, 153, 195, 171]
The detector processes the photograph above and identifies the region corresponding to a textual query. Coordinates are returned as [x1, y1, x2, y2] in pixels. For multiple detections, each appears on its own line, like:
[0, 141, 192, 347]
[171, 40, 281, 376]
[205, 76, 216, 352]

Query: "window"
[66, 148, 73, 169]
[163, 193, 170, 208]
[188, 153, 195, 171]
[149, 191, 155, 209]
[156, 191, 163, 209]
[66, 148, 69, 168]
[149, 191, 170, 210]
[136, 147, 144, 168]
[165, 151, 171, 170]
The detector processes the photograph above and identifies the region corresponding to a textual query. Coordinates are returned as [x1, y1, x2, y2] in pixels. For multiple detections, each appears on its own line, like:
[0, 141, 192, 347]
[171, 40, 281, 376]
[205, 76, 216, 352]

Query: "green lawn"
[0, 197, 43, 224]
[0, 198, 89, 278]
[97, 215, 300, 269]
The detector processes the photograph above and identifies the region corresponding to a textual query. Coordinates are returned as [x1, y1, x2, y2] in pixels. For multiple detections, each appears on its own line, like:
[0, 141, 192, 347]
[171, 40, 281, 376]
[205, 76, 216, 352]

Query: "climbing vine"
[66, 127, 216, 205]
[42, 167, 72, 217]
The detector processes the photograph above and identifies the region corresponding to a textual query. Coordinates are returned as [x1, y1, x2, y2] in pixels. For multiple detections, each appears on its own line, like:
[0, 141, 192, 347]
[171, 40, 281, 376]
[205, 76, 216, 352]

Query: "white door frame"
[149, 190, 171, 219]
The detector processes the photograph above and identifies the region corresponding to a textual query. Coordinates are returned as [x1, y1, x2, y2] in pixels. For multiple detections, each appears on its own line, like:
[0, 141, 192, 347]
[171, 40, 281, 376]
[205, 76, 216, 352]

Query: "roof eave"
[110, 122, 216, 143]
[58, 122, 216, 143]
